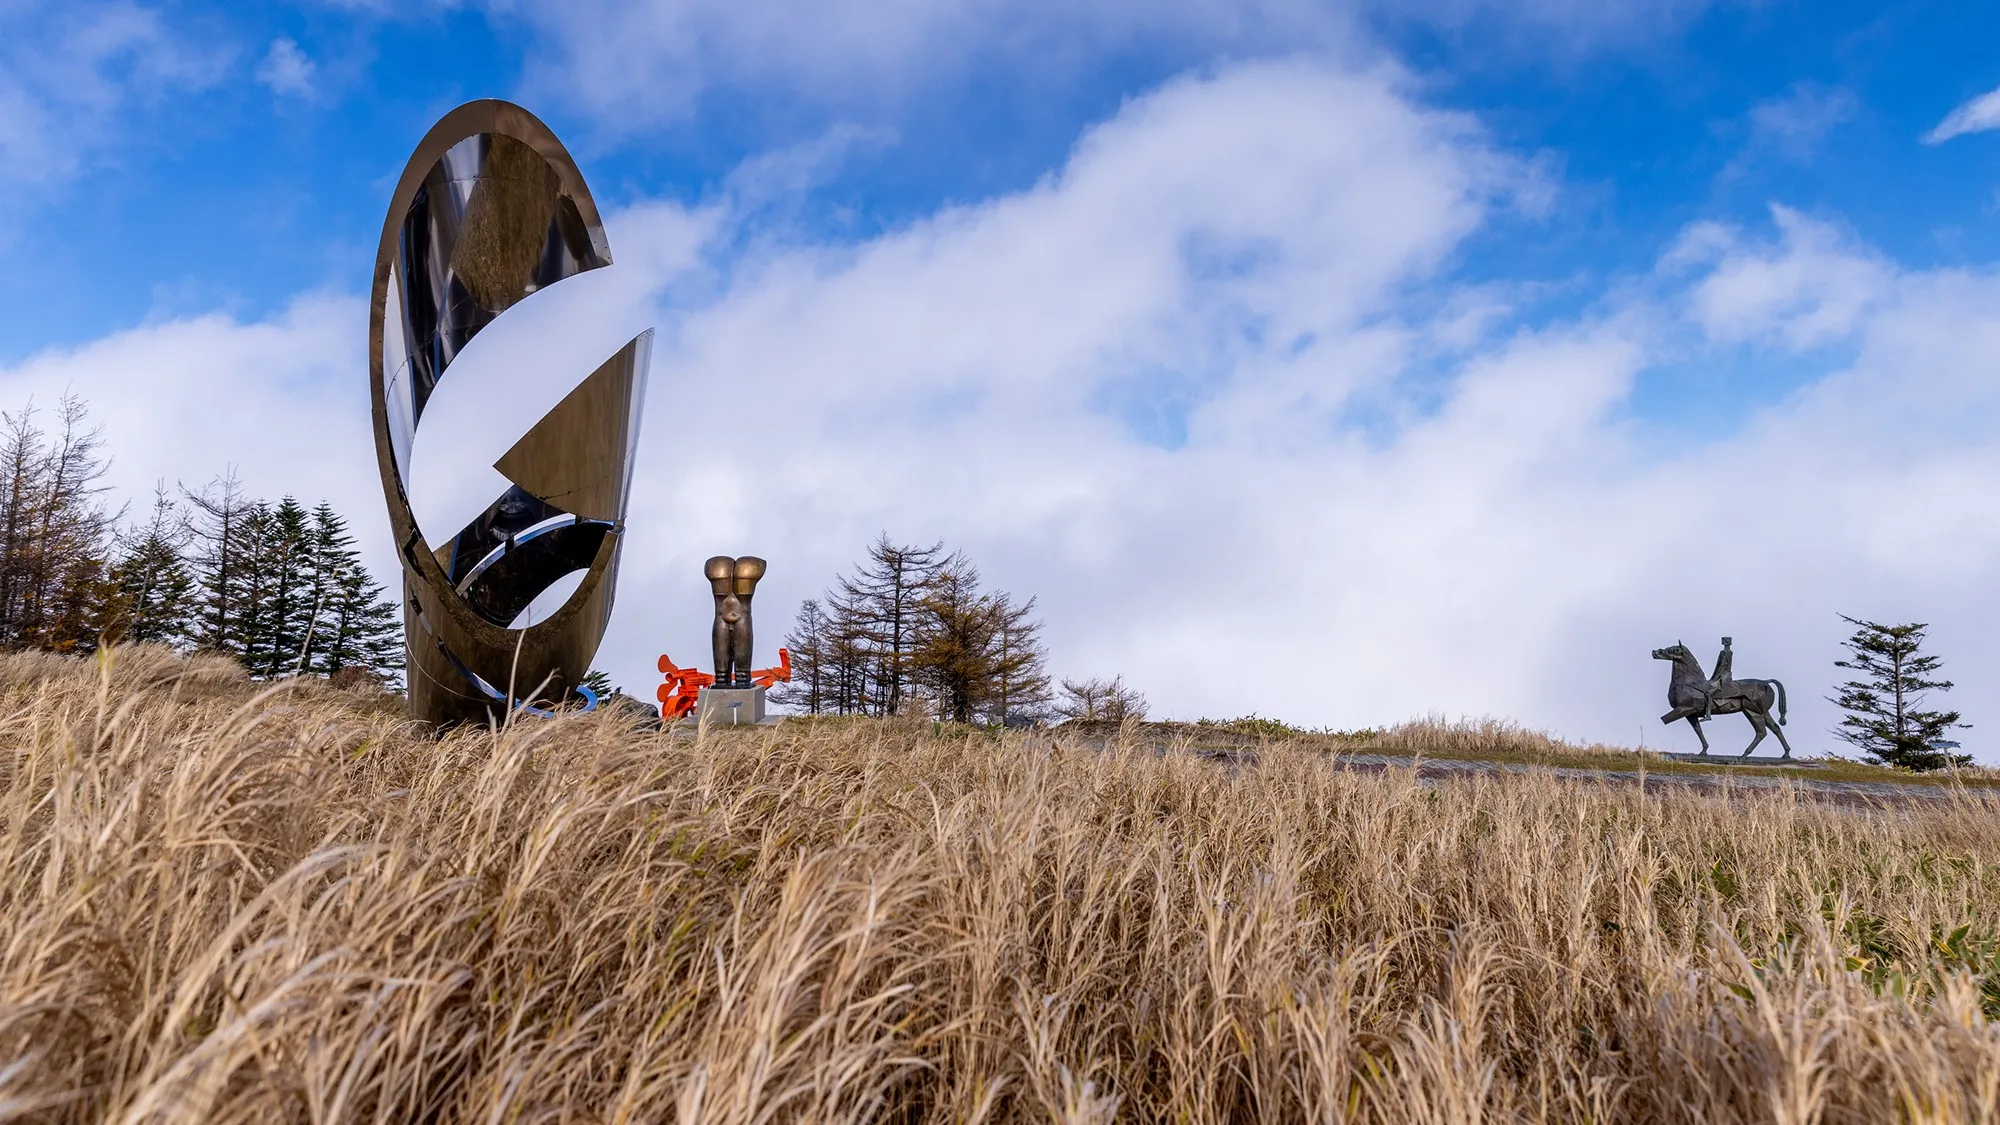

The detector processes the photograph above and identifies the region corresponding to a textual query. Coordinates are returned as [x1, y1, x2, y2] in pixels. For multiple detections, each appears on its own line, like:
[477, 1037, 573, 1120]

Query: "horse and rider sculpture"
[1652, 636, 1794, 758]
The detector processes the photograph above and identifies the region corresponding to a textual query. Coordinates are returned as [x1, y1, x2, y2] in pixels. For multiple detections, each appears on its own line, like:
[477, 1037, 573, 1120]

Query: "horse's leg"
[1742, 709, 1767, 757]
[1686, 715, 1710, 755]
[1763, 692, 1795, 759]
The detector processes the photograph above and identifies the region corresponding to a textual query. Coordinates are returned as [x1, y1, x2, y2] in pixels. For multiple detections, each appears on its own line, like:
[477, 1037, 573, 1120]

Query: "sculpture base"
[695, 686, 777, 727]
[1663, 753, 1820, 767]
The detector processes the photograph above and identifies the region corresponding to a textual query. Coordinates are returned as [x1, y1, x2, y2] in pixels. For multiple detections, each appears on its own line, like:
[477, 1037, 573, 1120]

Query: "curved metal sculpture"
[370, 100, 649, 726]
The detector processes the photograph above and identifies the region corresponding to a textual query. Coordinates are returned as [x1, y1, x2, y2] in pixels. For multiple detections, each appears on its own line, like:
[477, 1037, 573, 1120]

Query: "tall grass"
[1364, 716, 1632, 760]
[4, 647, 2000, 1123]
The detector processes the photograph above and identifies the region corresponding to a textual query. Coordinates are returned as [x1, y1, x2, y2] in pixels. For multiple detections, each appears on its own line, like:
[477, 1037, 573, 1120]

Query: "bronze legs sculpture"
[706, 556, 766, 687]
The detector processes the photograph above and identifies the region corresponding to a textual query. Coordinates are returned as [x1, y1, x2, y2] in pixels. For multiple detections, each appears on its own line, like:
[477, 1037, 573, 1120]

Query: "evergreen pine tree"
[98, 486, 196, 646]
[297, 502, 351, 674]
[321, 563, 403, 682]
[185, 472, 261, 658]
[1829, 615, 1970, 771]
[250, 498, 316, 676]
[302, 503, 403, 683]
[237, 503, 278, 671]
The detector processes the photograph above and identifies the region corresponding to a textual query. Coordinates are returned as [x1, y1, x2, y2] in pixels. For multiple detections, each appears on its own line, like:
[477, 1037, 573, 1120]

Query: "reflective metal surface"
[370, 100, 649, 727]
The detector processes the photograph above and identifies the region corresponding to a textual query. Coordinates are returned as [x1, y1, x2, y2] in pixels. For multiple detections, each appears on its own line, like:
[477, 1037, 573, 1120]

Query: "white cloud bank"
[7, 58, 2000, 760]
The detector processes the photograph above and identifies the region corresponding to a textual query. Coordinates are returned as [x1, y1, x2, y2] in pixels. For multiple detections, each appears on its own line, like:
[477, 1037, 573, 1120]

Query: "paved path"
[1324, 752, 1978, 807]
[1078, 738, 1988, 808]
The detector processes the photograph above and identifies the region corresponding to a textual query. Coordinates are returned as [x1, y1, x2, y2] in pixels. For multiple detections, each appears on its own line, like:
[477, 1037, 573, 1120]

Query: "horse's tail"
[1771, 679, 1787, 725]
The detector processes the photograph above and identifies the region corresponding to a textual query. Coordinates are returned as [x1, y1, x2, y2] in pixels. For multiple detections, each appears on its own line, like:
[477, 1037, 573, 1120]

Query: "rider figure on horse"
[1700, 636, 1739, 719]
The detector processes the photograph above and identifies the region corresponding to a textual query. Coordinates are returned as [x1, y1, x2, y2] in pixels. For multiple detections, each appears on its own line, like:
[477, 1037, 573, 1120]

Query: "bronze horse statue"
[1651, 642, 1792, 758]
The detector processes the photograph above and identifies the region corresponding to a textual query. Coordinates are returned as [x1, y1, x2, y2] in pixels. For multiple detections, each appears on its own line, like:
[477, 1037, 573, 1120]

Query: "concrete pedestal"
[1663, 753, 1820, 768]
[696, 686, 776, 726]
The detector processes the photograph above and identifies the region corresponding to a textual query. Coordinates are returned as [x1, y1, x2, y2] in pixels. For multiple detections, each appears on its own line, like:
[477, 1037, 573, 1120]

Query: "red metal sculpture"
[656, 647, 791, 720]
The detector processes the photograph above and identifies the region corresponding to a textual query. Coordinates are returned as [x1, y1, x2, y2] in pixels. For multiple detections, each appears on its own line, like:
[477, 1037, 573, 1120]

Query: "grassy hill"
[1061, 714, 2000, 789]
[5, 647, 2000, 1122]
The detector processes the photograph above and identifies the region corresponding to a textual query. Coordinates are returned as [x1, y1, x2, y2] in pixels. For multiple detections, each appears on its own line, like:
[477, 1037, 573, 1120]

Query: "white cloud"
[456, 0, 1723, 128]
[1672, 205, 1893, 349]
[494, 0, 1350, 125]
[9, 56, 2000, 764]
[1743, 83, 1857, 163]
[0, 1, 230, 194]
[1925, 83, 2000, 145]
[299, 0, 1738, 138]
[255, 37, 315, 97]
[723, 123, 900, 214]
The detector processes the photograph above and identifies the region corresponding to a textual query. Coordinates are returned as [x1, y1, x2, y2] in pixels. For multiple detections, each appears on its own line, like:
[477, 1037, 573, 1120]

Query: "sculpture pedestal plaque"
[696, 686, 775, 727]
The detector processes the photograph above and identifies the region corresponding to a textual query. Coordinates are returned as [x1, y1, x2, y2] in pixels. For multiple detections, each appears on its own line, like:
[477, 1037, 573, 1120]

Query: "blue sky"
[6, 0, 2000, 354]
[6, 0, 2000, 757]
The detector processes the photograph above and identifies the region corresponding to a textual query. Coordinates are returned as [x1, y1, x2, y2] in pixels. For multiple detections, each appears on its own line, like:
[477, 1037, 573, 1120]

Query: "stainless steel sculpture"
[1652, 638, 1793, 758]
[370, 100, 649, 726]
[705, 556, 766, 687]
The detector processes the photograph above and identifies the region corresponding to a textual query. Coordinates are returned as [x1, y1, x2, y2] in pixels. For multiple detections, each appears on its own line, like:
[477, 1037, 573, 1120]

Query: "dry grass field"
[6, 647, 2000, 1123]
